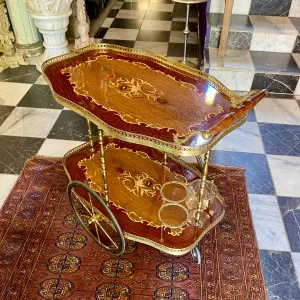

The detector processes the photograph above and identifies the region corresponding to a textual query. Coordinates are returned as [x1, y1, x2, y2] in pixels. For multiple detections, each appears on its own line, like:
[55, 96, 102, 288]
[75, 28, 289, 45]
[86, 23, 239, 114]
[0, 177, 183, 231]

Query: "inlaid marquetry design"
[62, 55, 224, 139]
[107, 75, 164, 102]
[78, 143, 186, 230]
[118, 170, 161, 198]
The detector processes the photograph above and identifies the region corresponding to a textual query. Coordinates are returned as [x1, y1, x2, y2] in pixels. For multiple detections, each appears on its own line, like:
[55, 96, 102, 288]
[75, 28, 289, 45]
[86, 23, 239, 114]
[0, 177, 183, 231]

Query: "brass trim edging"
[42, 44, 249, 156]
[62, 141, 225, 256]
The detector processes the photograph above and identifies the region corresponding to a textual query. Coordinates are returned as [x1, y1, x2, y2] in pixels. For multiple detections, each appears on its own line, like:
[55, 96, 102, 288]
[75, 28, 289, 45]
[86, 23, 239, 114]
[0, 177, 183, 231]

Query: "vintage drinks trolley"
[42, 44, 267, 264]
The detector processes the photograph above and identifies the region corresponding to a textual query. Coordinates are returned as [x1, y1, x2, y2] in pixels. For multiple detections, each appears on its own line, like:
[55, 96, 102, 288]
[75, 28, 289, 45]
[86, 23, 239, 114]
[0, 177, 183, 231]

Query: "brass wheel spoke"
[88, 193, 95, 216]
[94, 221, 101, 242]
[95, 219, 118, 249]
[76, 194, 93, 216]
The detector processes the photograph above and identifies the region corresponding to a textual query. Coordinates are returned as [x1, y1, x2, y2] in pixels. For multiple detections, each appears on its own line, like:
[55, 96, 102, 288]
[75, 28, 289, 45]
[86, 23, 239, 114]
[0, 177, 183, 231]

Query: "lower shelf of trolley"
[63, 137, 225, 256]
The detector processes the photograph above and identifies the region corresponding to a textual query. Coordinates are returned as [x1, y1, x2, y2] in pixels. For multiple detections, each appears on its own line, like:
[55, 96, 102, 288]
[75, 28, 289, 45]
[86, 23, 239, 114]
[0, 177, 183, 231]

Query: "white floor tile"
[267, 155, 300, 197]
[104, 28, 139, 40]
[134, 41, 168, 56]
[209, 48, 255, 70]
[38, 139, 83, 157]
[255, 98, 300, 125]
[209, 69, 255, 92]
[0, 82, 32, 106]
[148, 3, 174, 12]
[289, 0, 300, 17]
[292, 253, 300, 282]
[141, 20, 171, 31]
[214, 122, 264, 154]
[251, 32, 297, 53]
[0, 107, 61, 138]
[101, 18, 114, 28]
[249, 194, 290, 251]
[0, 174, 19, 208]
[35, 75, 48, 85]
[116, 9, 146, 19]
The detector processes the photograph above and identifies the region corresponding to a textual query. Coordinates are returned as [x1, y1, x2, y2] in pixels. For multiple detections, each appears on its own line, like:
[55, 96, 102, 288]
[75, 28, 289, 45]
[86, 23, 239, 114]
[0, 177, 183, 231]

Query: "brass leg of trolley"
[98, 128, 110, 206]
[86, 119, 94, 153]
[195, 150, 211, 226]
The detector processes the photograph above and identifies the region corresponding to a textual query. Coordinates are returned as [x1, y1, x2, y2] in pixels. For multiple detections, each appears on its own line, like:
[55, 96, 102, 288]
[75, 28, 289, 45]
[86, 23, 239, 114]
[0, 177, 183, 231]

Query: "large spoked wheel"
[67, 180, 125, 256]
[191, 245, 201, 265]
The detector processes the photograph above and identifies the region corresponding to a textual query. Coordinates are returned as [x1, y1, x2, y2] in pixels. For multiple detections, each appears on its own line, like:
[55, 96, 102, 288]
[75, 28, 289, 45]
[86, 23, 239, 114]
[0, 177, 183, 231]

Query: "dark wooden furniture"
[42, 44, 267, 261]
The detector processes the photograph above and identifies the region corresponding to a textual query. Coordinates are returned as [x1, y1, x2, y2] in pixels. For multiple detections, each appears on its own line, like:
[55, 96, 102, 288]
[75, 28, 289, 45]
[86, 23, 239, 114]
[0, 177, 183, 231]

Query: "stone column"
[0, 0, 28, 71]
[24, 0, 74, 72]
[6, 0, 43, 57]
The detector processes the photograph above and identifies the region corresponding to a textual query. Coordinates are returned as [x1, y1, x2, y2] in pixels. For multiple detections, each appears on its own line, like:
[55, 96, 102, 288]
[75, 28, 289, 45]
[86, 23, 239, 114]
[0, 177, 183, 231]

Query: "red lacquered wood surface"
[63, 138, 225, 255]
[43, 44, 268, 156]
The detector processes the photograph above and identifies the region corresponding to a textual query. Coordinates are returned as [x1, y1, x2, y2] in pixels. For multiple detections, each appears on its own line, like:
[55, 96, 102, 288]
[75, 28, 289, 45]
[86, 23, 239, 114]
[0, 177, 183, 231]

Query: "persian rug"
[0, 157, 267, 300]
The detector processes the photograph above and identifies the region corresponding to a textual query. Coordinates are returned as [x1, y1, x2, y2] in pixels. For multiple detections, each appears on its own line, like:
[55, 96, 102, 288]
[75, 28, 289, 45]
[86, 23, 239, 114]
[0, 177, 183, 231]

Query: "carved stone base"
[0, 49, 28, 72]
[16, 41, 44, 58]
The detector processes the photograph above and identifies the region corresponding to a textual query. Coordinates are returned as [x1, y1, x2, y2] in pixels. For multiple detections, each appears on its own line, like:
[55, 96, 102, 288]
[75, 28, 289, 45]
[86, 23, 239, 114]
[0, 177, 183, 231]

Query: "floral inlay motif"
[118, 170, 161, 198]
[107, 75, 165, 102]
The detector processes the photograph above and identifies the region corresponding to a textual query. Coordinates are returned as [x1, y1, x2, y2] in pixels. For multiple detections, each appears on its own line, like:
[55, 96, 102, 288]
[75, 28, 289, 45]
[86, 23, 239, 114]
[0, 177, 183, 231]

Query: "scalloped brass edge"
[41, 44, 250, 156]
[62, 140, 225, 256]
[41, 44, 241, 102]
[49, 89, 248, 156]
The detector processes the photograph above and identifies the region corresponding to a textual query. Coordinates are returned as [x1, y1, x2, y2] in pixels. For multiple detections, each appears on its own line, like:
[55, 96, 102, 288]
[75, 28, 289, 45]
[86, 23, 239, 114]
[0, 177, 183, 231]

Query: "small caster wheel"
[191, 246, 201, 264]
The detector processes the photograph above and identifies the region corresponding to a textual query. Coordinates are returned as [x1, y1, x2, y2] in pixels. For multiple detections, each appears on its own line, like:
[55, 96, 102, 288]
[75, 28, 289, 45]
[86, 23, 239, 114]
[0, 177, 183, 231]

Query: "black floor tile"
[144, 11, 173, 21]
[167, 43, 198, 58]
[120, 2, 148, 10]
[107, 9, 119, 18]
[294, 35, 300, 53]
[260, 250, 300, 300]
[252, 73, 299, 94]
[95, 27, 109, 39]
[111, 18, 142, 29]
[0, 135, 44, 174]
[278, 197, 300, 252]
[210, 151, 275, 194]
[0, 65, 41, 84]
[171, 21, 197, 32]
[17, 85, 63, 109]
[290, 17, 300, 33]
[136, 30, 170, 42]
[259, 123, 300, 156]
[0, 106, 14, 127]
[101, 39, 135, 48]
[251, 52, 300, 73]
[173, 3, 197, 19]
[47, 110, 90, 141]
[250, 0, 292, 16]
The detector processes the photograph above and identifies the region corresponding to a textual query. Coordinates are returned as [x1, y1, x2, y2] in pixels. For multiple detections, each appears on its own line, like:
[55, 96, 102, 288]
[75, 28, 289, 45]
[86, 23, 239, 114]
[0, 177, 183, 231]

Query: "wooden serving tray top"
[43, 44, 267, 156]
[63, 137, 225, 255]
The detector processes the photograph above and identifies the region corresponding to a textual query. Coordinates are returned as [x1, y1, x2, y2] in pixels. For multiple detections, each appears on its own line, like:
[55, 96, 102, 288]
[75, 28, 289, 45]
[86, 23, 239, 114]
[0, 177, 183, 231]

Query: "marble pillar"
[24, 0, 74, 72]
[6, 0, 43, 57]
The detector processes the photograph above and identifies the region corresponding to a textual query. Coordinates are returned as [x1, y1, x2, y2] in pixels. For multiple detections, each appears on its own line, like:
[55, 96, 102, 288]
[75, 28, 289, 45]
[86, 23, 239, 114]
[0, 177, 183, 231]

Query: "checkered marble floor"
[1, 1, 300, 299]
[93, 0, 199, 66]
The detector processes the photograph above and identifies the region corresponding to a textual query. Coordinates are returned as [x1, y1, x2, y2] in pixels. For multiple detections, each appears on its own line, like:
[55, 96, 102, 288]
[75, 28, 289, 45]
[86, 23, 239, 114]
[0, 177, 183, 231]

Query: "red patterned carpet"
[0, 158, 267, 300]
